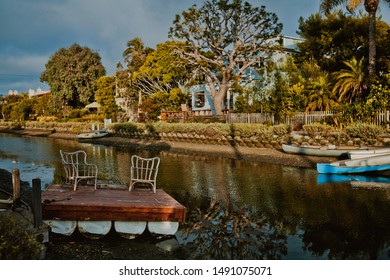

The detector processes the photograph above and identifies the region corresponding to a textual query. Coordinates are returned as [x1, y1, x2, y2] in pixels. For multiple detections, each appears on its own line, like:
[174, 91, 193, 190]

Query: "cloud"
[0, 51, 51, 94]
[0, 53, 48, 75]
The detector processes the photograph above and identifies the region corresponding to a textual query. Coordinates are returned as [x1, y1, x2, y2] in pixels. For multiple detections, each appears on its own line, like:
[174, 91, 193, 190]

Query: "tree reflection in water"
[178, 199, 288, 259]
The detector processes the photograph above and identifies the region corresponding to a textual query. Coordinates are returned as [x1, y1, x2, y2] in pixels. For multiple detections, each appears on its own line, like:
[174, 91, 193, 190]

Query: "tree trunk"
[213, 84, 229, 115]
[367, 10, 376, 78]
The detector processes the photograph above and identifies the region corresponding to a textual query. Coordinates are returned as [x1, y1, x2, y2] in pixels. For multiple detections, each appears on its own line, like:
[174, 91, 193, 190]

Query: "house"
[28, 88, 51, 98]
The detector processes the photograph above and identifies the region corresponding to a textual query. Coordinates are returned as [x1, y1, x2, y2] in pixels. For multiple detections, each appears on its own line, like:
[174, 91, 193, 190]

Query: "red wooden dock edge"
[41, 184, 186, 222]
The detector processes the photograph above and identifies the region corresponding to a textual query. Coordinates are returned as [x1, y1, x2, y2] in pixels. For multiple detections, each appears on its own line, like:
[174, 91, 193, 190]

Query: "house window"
[195, 92, 205, 108]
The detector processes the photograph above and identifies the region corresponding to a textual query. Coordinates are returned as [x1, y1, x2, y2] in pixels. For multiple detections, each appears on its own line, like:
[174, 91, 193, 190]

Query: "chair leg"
[128, 181, 134, 191]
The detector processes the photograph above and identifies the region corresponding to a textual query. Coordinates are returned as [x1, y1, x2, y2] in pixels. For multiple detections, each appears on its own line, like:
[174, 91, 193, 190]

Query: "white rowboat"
[348, 148, 390, 159]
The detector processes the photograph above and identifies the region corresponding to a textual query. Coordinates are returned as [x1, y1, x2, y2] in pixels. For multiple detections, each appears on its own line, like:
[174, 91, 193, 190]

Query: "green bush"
[345, 122, 383, 140]
[303, 123, 333, 136]
[0, 213, 41, 259]
[110, 122, 143, 134]
[273, 124, 292, 136]
[229, 123, 273, 139]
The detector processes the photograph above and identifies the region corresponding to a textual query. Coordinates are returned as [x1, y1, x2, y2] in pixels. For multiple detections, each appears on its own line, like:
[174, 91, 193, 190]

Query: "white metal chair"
[129, 155, 160, 193]
[60, 150, 98, 191]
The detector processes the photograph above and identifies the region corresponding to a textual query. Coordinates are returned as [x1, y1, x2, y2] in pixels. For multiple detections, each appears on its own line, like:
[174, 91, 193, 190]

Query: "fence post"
[11, 169, 21, 209]
[32, 178, 43, 228]
[387, 110, 390, 128]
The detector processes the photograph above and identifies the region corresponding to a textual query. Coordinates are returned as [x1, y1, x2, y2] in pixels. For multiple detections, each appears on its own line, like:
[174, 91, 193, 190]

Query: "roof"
[85, 102, 101, 109]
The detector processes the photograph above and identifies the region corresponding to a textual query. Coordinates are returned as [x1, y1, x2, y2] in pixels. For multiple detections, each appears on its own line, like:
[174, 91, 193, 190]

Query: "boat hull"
[317, 163, 390, 174]
[282, 144, 365, 157]
[76, 132, 109, 139]
[348, 148, 390, 159]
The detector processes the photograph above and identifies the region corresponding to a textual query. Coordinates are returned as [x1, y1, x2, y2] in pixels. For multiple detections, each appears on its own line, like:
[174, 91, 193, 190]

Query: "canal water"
[1, 133, 390, 260]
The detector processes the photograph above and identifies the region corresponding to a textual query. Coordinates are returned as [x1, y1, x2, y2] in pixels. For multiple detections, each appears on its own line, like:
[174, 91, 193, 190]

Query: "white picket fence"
[227, 110, 390, 127]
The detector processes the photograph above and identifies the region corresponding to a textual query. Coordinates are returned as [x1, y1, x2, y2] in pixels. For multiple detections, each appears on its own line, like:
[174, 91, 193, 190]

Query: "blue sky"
[0, 0, 389, 95]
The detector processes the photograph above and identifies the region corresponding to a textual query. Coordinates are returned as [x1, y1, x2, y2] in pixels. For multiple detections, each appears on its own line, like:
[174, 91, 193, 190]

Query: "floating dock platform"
[41, 184, 186, 238]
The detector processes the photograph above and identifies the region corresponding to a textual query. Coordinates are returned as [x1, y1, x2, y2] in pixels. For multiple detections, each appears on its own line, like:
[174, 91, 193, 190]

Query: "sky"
[0, 0, 389, 96]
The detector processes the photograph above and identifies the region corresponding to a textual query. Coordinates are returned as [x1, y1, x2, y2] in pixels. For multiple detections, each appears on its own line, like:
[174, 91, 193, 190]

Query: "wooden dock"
[42, 184, 186, 222]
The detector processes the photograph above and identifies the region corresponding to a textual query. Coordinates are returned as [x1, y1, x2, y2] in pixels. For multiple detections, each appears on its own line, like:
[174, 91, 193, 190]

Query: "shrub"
[0, 213, 41, 259]
[345, 122, 383, 140]
[303, 123, 333, 136]
[37, 116, 58, 122]
[110, 122, 143, 134]
[273, 124, 292, 136]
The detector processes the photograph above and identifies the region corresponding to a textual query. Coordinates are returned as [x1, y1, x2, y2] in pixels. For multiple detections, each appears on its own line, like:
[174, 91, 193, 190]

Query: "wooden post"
[32, 178, 43, 228]
[12, 169, 21, 208]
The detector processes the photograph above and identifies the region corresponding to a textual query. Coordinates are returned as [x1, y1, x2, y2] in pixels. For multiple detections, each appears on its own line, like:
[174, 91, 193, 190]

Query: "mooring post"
[11, 169, 21, 209]
[32, 178, 43, 228]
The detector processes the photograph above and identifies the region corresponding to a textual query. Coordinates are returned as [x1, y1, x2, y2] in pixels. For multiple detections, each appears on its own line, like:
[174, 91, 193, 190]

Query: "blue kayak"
[317, 163, 390, 174]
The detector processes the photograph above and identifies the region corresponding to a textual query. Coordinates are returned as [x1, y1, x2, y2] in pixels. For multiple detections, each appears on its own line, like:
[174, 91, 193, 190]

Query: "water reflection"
[1, 133, 390, 259]
[177, 200, 288, 259]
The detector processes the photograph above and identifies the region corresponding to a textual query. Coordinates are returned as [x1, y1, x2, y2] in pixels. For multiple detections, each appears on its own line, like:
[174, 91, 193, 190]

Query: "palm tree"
[332, 57, 368, 103]
[320, 0, 390, 78]
[123, 37, 154, 72]
[305, 73, 338, 111]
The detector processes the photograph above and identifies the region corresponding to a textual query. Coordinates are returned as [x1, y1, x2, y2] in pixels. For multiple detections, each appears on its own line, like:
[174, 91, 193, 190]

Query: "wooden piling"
[11, 169, 21, 208]
[32, 179, 43, 228]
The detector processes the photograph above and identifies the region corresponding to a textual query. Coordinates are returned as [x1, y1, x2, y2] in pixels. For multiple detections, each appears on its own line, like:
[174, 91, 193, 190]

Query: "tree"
[123, 37, 154, 72]
[332, 57, 368, 103]
[132, 41, 192, 96]
[95, 76, 119, 120]
[169, 0, 282, 115]
[297, 11, 390, 74]
[41, 44, 106, 108]
[305, 73, 338, 111]
[319, 0, 390, 78]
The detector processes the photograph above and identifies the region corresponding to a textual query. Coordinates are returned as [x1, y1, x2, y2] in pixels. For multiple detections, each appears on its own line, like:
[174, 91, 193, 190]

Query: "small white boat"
[77, 124, 109, 139]
[76, 131, 109, 139]
[348, 148, 390, 159]
[282, 143, 367, 157]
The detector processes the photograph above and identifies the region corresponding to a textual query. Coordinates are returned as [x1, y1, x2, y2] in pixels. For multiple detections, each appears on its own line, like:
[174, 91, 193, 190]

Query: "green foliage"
[41, 44, 106, 108]
[32, 95, 57, 117]
[234, 83, 270, 113]
[266, 60, 306, 120]
[345, 122, 383, 140]
[297, 11, 390, 74]
[305, 72, 338, 111]
[133, 41, 192, 96]
[123, 37, 154, 72]
[364, 83, 390, 113]
[96, 76, 119, 120]
[332, 57, 368, 103]
[303, 123, 334, 136]
[66, 108, 88, 120]
[273, 124, 292, 136]
[0, 213, 41, 259]
[229, 123, 273, 139]
[110, 122, 143, 134]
